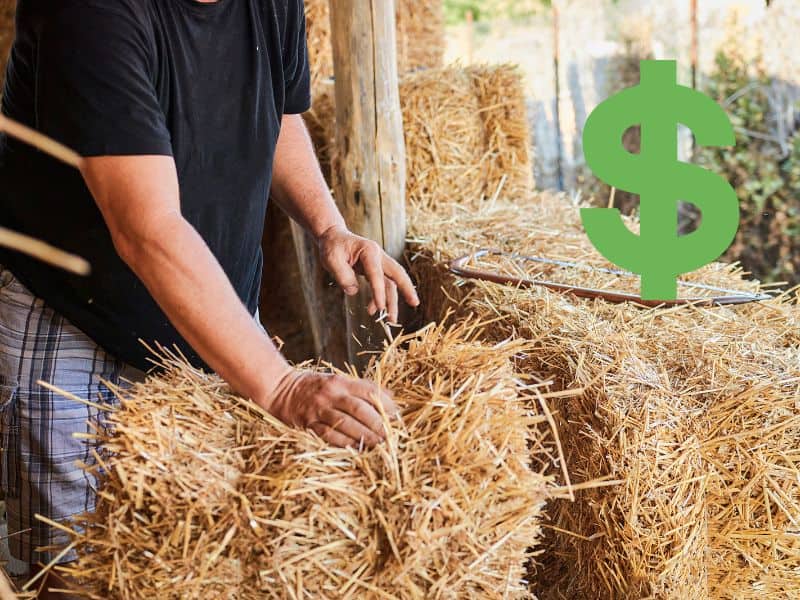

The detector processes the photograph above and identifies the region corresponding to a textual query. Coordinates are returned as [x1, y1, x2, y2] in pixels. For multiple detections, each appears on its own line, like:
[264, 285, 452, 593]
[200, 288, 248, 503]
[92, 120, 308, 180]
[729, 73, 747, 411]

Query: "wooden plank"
[329, 0, 407, 370]
[259, 203, 318, 363]
[290, 221, 349, 367]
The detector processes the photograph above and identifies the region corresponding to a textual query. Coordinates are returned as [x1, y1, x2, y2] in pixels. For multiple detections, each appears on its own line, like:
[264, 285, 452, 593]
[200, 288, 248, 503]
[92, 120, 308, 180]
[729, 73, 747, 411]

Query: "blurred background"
[444, 0, 800, 287]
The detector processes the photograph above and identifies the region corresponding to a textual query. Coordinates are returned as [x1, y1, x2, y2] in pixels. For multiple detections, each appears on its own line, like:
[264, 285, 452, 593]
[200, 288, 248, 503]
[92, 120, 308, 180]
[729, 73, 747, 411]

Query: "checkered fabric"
[0, 265, 144, 566]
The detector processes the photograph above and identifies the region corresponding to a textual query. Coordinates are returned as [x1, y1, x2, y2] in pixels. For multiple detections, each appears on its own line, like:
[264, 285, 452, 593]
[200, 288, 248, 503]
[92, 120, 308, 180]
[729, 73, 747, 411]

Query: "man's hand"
[260, 370, 399, 448]
[317, 225, 420, 324]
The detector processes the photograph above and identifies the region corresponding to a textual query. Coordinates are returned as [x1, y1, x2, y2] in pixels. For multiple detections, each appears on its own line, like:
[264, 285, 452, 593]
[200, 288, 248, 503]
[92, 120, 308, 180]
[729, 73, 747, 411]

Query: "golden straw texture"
[307, 65, 533, 208]
[401, 68, 487, 208]
[408, 193, 800, 599]
[395, 0, 446, 75]
[304, 0, 445, 86]
[53, 322, 554, 599]
[468, 64, 534, 199]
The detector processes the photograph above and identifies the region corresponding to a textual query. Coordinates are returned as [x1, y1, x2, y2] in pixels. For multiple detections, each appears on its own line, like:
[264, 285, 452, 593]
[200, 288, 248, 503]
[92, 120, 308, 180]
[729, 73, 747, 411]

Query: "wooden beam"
[290, 221, 349, 366]
[329, 0, 407, 370]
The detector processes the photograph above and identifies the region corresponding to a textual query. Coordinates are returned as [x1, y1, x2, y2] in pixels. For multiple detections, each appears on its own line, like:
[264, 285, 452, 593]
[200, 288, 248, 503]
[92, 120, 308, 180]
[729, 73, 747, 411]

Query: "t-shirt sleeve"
[283, 1, 311, 114]
[35, 2, 173, 157]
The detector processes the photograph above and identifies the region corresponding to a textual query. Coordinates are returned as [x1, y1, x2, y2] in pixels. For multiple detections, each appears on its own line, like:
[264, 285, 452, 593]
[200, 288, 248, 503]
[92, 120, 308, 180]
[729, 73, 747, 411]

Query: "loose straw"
[0, 114, 83, 168]
[408, 190, 800, 599]
[0, 115, 90, 274]
[43, 320, 554, 599]
[0, 227, 90, 275]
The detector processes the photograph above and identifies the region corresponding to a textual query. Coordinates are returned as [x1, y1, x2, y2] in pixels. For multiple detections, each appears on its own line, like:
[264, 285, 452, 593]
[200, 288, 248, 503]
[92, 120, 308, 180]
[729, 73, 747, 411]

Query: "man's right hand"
[259, 371, 399, 448]
[80, 153, 399, 452]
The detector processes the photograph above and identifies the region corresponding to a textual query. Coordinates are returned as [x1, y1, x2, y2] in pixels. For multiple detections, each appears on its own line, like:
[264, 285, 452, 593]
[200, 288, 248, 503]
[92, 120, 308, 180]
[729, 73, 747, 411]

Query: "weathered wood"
[279, 105, 349, 367]
[290, 220, 349, 366]
[259, 203, 318, 363]
[329, 0, 407, 369]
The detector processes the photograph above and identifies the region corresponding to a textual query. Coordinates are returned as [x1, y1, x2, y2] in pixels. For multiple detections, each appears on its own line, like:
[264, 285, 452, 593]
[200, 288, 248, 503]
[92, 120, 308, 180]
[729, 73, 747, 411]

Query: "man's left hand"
[317, 225, 420, 324]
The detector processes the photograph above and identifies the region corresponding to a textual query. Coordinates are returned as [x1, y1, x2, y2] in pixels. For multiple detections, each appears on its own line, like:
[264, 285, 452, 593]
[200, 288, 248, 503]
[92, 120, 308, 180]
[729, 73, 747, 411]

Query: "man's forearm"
[269, 114, 420, 321]
[81, 155, 292, 408]
[118, 212, 292, 404]
[270, 114, 345, 238]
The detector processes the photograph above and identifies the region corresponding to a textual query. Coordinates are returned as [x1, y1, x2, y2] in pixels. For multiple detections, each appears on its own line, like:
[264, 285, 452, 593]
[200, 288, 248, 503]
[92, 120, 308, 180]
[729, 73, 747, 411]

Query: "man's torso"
[0, 0, 309, 370]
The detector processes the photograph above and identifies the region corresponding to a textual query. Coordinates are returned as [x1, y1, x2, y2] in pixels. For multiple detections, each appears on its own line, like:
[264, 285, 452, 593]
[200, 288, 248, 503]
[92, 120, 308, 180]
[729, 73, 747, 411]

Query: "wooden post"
[290, 221, 349, 365]
[329, 0, 407, 370]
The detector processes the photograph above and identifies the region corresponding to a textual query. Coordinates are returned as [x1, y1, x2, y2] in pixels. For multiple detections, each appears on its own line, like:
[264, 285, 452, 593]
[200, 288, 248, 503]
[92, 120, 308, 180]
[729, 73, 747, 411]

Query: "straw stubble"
[50, 322, 556, 599]
[408, 192, 800, 599]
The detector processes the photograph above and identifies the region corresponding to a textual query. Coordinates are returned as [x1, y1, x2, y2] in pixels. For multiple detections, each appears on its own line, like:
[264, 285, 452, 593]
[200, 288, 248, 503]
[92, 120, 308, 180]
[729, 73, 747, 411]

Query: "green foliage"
[443, 0, 549, 25]
[695, 46, 800, 286]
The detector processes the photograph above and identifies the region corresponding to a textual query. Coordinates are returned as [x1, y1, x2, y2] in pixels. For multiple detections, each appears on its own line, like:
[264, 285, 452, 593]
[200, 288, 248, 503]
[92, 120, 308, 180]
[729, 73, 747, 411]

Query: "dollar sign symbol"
[581, 60, 739, 300]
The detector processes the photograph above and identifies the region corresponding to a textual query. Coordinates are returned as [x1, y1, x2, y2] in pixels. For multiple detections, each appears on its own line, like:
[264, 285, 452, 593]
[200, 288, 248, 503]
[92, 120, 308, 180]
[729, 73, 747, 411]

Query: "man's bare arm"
[270, 114, 419, 323]
[81, 155, 396, 448]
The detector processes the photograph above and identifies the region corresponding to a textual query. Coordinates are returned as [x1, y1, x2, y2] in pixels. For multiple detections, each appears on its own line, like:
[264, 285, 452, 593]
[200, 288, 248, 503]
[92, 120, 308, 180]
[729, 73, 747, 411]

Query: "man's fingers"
[386, 279, 399, 324]
[380, 388, 399, 420]
[323, 248, 360, 296]
[347, 379, 399, 420]
[360, 245, 386, 316]
[381, 255, 420, 308]
[310, 422, 360, 449]
[321, 408, 383, 446]
[337, 393, 387, 438]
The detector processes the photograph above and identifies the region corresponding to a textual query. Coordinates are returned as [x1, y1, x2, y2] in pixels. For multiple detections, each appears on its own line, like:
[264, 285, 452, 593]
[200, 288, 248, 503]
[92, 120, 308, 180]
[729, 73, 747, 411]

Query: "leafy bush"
[580, 13, 800, 287]
[695, 42, 800, 286]
[443, 0, 549, 25]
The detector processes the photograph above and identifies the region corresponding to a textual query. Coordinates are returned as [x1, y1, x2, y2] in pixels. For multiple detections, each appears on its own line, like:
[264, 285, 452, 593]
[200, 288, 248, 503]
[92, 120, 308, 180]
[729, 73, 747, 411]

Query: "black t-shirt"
[0, 0, 311, 371]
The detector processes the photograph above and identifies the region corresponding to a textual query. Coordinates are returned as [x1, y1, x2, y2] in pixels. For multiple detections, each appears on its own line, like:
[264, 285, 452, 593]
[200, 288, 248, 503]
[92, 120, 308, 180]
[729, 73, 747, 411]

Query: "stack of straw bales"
[304, 0, 445, 87]
[52, 322, 555, 599]
[304, 0, 333, 89]
[309, 64, 533, 205]
[408, 193, 800, 599]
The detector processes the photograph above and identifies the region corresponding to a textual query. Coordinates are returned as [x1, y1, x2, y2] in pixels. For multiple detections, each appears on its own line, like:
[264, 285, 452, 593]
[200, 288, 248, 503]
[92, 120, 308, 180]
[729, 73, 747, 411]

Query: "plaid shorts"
[0, 265, 145, 567]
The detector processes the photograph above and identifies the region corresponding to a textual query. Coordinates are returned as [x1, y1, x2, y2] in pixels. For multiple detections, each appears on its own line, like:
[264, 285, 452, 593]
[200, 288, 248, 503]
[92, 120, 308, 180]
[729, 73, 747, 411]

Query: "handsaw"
[449, 250, 772, 308]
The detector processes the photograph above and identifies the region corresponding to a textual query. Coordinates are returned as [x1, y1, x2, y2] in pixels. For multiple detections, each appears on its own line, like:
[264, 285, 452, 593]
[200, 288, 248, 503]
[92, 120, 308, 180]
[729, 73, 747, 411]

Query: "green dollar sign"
[581, 60, 739, 300]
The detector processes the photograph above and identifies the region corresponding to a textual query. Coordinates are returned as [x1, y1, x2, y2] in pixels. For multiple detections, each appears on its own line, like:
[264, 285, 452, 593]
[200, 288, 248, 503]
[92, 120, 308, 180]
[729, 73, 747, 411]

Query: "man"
[0, 0, 419, 594]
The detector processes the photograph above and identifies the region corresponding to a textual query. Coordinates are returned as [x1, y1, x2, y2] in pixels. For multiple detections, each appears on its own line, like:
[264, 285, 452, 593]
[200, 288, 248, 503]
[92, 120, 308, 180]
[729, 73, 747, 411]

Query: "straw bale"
[402, 65, 533, 208]
[304, 0, 332, 90]
[52, 322, 553, 599]
[395, 0, 446, 74]
[408, 193, 800, 598]
[401, 67, 487, 209]
[308, 65, 533, 208]
[304, 0, 445, 86]
[468, 64, 534, 199]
